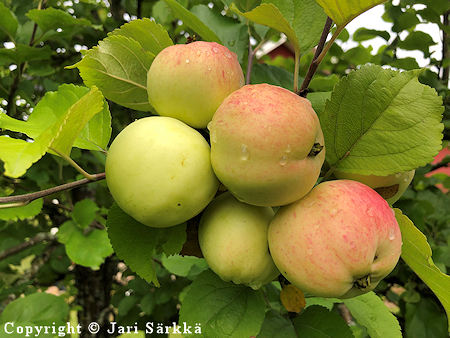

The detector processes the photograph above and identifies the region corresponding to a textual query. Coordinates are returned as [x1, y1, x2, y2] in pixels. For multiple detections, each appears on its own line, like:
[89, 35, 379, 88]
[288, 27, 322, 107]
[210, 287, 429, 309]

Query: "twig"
[298, 17, 333, 97]
[0, 232, 57, 261]
[0, 173, 106, 206]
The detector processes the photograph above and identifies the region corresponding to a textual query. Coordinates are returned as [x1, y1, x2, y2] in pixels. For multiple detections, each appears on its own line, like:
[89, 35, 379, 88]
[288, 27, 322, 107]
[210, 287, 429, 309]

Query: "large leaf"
[106, 203, 187, 287]
[109, 17, 173, 54]
[0, 198, 43, 221]
[0, 2, 18, 38]
[0, 44, 52, 66]
[256, 309, 296, 338]
[314, 0, 388, 27]
[26, 7, 91, 34]
[68, 35, 154, 112]
[0, 86, 105, 177]
[395, 208, 450, 332]
[343, 292, 402, 338]
[178, 269, 266, 337]
[0, 84, 111, 152]
[162, 0, 221, 43]
[320, 64, 444, 176]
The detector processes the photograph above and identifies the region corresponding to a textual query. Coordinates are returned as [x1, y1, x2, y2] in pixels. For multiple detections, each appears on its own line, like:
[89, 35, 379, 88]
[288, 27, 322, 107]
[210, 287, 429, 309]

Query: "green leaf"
[0, 2, 19, 38]
[308, 91, 332, 115]
[71, 199, 99, 228]
[57, 221, 113, 270]
[190, 5, 248, 63]
[179, 269, 266, 338]
[0, 292, 69, 334]
[0, 44, 52, 66]
[109, 17, 173, 55]
[320, 64, 444, 176]
[106, 203, 187, 287]
[0, 84, 111, 152]
[314, 0, 387, 27]
[68, 35, 154, 112]
[256, 309, 296, 338]
[352, 28, 391, 42]
[0, 198, 43, 221]
[396, 208, 450, 332]
[398, 31, 437, 58]
[26, 7, 91, 34]
[0, 86, 105, 177]
[405, 297, 449, 338]
[250, 63, 295, 90]
[343, 292, 402, 338]
[309, 74, 339, 92]
[161, 254, 209, 280]
[292, 305, 354, 338]
[162, 0, 221, 43]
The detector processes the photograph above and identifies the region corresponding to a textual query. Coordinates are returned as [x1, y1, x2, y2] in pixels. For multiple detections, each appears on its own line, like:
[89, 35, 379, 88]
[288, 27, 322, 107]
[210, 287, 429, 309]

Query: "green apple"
[147, 41, 245, 129]
[333, 170, 415, 205]
[199, 192, 280, 290]
[105, 116, 219, 228]
[209, 83, 325, 207]
[268, 179, 402, 299]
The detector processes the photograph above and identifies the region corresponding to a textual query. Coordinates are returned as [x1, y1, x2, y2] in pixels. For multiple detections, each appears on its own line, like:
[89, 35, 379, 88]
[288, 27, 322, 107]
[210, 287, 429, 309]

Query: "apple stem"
[298, 17, 334, 97]
[50, 147, 98, 180]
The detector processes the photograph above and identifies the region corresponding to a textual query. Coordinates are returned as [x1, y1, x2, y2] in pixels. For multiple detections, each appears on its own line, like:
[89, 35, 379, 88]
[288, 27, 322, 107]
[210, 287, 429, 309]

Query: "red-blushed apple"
[209, 83, 325, 207]
[147, 41, 244, 129]
[105, 116, 219, 228]
[198, 192, 280, 290]
[268, 179, 402, 299]
[333, 170, 415, 205]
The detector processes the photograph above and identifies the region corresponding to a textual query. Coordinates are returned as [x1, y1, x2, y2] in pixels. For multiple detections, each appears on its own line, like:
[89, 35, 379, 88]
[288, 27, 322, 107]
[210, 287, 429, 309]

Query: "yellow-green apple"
[268, 179, 402, 299]
[209, 83, 325, 207]
[105, 116, 219, 228]
[333, 170, 415, 205]
[147, 41, 244, 129]
[198, 192, 280, 289]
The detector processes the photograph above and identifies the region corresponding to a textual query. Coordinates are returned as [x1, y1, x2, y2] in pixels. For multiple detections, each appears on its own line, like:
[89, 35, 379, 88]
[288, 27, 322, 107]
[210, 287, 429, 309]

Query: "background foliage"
[0, 0, 449, 337]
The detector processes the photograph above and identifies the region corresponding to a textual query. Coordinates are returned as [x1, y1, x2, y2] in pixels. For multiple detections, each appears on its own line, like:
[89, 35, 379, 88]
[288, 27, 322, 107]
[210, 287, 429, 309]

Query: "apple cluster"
[105, 41, 407, 299]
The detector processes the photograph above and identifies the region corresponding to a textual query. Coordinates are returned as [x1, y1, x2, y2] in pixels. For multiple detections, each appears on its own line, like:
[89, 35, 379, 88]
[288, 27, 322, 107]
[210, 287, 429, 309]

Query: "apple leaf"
[68, 35, 154, 112]
[162, 0, 221, 43]
[0, 44, 52, 66]
[352, 28, 391, 42]
[26, 7, 91, 34]
[320, 64, 444, 176]
[161, 254, 209, 280]
[71, 199, 100, 229]
[109, 18, 173, 55]
[343, 292, 402, 338]
[256, 310, 296, 338]
[395, 208, 450, 332]
[0, 84, 111, 152]
[0, 198, 43, 221]
[178, 269, 266, 338]
[314, 0, 387, 27]
[57, 221, 113, 270]
[292, 305, 354, 337]
[279, 284, 306, 313]
[106, 203, 187, 287]
[0, 2, 19, 38]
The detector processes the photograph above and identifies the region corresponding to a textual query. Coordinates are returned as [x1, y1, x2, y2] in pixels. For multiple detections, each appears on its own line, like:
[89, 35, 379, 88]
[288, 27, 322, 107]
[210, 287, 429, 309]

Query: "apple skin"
[268, 179, 402, 299]
[147, 41, 245, 129]
[198, 192, 280, 290]
[333, 170, 415, 205]
[209, 83, 325, 207]
[105, 116, 219, 228]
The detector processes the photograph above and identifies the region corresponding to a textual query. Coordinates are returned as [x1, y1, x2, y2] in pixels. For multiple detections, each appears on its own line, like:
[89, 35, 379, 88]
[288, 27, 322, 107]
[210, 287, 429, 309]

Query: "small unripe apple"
[209, 83, 325, 207]
[147, 41, 245, 129]
[105, 116, 219, 228]
[198, 192, 280, 290]
[268, 180, 402, 299]
[333, 170, 415, 205]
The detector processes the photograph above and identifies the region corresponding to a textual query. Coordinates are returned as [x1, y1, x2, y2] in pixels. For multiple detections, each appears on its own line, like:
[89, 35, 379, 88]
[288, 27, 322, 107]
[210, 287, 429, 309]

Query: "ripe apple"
[333, 170, 415, 205]
[198, 192, 280, 290]
[105, 116, 219, 228]
[147, 41, 245, 129]
[268, 179, 402, 299]
[209, 83, 325, 207]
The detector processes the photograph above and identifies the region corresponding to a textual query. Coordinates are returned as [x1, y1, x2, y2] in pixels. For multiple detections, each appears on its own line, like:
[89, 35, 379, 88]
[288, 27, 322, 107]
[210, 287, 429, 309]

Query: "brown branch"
[0, 232, 57, 261]
[441, 10, 450, 86]
[298, 17, 333, 97]
[0, 173, 106, 205]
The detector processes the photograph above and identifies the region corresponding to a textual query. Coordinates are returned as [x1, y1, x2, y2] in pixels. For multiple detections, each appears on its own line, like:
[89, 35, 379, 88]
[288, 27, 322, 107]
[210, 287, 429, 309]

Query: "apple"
[268, 179, 402, 299]
[105, 116, 219, 228]
[333, 170, 415, 205]
[209, 83, 325, 207]
[198, 192, 280, 290]
[147, 41, 245, 129]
